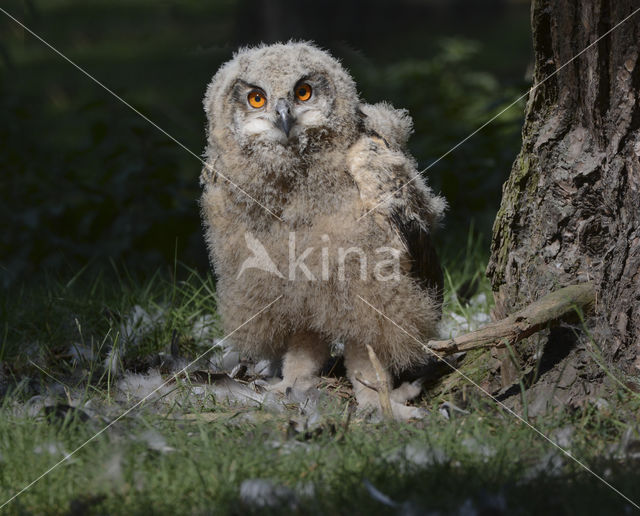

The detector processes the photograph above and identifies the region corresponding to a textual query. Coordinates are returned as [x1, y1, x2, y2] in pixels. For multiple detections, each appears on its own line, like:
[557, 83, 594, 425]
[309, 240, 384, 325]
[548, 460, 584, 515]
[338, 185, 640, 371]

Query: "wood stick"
[365, 344, 393, 419]
[427, 283, 596, 356]
[354, 374, 379, 392]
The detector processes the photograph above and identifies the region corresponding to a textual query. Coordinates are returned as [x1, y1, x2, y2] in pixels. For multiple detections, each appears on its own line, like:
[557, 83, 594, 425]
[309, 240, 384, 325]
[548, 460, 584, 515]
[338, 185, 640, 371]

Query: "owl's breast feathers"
[348, 103, 446, 302]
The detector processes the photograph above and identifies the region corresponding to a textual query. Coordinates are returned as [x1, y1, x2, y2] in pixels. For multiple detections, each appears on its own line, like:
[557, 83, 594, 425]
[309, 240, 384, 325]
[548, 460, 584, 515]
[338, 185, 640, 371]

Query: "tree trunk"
[487, 0, 640, 414]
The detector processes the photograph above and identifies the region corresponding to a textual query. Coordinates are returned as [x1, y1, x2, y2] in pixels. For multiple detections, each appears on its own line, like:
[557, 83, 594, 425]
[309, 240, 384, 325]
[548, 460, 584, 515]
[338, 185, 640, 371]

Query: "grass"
[3, 3, 636, 512]
[2, 243, 640, 515]
[1, 385, 639, 514]
[1, 262, 219, 385]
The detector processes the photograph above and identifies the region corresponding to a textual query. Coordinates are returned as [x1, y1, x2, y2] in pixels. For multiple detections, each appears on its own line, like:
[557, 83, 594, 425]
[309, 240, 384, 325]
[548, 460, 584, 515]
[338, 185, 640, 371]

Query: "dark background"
[0, 0, 532, 287]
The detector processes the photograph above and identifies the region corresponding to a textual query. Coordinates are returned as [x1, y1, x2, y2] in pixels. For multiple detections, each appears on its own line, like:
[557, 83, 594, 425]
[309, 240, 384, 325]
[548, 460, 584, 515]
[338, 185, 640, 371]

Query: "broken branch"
[428, 283, 596, 356]
[365, 344, 393, 419]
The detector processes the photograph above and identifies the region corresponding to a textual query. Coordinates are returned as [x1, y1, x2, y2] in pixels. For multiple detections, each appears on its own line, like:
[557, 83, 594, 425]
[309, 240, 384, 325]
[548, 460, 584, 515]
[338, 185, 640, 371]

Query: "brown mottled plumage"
[200, 42, 445, 418]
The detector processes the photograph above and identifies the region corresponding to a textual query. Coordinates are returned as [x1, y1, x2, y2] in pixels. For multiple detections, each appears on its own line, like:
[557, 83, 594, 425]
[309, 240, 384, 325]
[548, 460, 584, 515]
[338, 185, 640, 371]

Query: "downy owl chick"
[201, 42, 445, 419]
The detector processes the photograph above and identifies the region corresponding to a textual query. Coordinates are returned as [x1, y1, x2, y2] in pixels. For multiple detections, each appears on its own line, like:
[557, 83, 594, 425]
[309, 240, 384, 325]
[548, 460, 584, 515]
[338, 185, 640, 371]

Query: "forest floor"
[5, 2, 638, 514]
[2, 241, 640, 515]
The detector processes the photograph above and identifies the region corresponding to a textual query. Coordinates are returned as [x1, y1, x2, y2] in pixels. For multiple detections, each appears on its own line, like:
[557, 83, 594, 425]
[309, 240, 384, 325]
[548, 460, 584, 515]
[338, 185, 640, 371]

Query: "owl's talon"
[390, 401, 428, 421]
[266, 380, 291, 394]
[354, 398, 428, 421]
[267, 376, 319, 395]
[390, 380, 424, 404]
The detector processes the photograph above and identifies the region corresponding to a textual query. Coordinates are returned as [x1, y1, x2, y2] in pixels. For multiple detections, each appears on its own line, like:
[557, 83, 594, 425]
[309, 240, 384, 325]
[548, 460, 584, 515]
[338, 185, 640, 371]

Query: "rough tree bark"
[486, 0, 640, 414]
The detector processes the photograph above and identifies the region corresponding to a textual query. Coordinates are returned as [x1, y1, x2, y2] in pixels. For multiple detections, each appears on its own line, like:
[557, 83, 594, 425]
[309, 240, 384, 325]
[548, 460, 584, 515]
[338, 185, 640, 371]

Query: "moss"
[427, 348, 500, 399]
[489, 151, 540, 288]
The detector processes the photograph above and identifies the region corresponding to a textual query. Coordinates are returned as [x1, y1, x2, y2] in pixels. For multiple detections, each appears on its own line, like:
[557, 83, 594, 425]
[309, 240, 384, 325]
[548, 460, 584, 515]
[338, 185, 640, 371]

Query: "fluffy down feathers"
[200, 42, 445, 417]
[360, 102, 413, 150]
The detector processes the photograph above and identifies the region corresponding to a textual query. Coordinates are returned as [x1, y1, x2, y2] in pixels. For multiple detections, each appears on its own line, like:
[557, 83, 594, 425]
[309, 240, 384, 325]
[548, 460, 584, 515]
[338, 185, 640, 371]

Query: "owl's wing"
[389, 207, 444, 306]
[348, 109, 446, 303]
[359, 102, 413, 150]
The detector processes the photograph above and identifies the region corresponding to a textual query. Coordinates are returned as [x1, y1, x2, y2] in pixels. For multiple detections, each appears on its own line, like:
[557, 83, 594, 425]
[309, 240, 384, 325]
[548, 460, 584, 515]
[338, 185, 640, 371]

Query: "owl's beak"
[274, 98, 294, 138]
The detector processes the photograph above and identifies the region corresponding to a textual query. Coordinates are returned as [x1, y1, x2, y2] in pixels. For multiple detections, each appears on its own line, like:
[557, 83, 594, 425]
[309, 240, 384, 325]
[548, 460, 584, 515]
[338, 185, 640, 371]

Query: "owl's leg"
[344, 343, 426, 420]
[268, 331, 330, 393]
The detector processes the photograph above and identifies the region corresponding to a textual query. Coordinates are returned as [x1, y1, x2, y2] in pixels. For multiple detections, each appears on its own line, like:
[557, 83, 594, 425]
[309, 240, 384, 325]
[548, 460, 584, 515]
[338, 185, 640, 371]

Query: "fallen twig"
[428, 283, 596, 356]
[366, 344, 393, 418]
[354, 374, 378, 392]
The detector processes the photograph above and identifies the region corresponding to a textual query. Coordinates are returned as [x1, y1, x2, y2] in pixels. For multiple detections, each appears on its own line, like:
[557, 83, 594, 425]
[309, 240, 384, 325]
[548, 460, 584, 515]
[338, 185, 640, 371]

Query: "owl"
[200, 42, 445, 419]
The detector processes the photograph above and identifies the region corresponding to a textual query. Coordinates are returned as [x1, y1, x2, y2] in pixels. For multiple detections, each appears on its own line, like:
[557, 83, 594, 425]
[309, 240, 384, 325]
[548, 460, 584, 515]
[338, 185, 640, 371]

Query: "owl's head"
[204, 42, 360, 163]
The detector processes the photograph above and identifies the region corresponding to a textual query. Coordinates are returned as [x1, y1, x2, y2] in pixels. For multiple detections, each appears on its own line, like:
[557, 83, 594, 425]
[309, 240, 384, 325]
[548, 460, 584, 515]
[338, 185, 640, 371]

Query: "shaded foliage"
[0, 0, 531, 285]
[350, 38, 526, 232]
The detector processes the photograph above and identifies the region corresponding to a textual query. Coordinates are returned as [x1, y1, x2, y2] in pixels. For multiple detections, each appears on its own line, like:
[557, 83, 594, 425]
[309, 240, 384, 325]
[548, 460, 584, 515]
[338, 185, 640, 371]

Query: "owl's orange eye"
[248, 90, 266, 108]
[295, 83, 312, 101]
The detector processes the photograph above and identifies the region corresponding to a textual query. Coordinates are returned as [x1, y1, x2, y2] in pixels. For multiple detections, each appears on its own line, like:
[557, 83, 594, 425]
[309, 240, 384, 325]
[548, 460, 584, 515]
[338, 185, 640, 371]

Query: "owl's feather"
[348, 103, 445, 304]
[359, 102, 413, 150]
[200, 42, 446, 418]
[360, 103, 444, 303]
